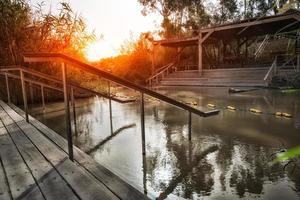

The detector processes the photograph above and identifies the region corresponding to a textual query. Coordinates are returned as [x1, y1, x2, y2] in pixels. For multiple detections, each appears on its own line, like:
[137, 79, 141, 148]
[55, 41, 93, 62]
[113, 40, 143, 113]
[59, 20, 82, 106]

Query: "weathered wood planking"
[0, 102, 119, 200]
[16, 121, 117, 200]
[9, 103, 150, 200]
[0, 141, 12, 200]
[0, 120, 3, 128]
[0, 101, 23, 123]
[3, 123, 79, 200]
[0, 125, 44, 200]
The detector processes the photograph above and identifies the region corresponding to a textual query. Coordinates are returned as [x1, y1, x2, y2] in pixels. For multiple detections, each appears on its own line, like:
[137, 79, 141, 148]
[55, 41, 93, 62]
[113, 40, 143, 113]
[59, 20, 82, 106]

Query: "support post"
[198, 32, 203, 75]
[108, 82, 113, 135]
[29, 82, 34, 104]
[5, 73, 11, 104]
[41, 85, 45, 111]
[188, 111, 192, 141]
[70, 87, 78, 136]
[20, 71, 29, 122]
[140, 92, 146, 155]
[142, 154, 148, 195]
[62, 62, 74, 161]
[151, 44, 155, 75]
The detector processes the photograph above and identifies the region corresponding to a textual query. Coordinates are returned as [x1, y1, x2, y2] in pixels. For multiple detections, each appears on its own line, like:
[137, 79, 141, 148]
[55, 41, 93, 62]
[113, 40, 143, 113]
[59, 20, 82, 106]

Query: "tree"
[138, 0, 300, 38]
[0, 0, 95, 65]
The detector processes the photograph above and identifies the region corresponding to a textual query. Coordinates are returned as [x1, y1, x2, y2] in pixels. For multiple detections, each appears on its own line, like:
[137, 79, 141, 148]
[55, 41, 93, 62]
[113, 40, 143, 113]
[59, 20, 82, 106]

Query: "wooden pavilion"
[152, 9, 300, 76]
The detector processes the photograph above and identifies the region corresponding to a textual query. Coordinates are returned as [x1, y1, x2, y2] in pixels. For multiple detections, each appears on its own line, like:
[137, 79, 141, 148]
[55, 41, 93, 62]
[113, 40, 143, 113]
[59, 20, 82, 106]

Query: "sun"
[84, 40, 116, 62]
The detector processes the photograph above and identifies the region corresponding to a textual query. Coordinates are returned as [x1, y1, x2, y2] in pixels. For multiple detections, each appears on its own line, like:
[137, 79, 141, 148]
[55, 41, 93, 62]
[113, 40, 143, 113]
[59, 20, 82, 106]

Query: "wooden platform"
[0, 100, 149, 200]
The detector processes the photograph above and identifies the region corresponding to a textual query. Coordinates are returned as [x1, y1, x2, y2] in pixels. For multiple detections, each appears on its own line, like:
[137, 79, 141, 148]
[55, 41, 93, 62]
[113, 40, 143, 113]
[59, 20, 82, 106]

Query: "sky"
[29, 0, 162, 60]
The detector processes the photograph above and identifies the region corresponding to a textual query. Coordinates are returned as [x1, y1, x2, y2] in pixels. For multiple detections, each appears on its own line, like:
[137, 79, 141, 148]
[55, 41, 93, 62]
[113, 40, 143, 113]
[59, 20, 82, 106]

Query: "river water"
[30, 87, 300, 200]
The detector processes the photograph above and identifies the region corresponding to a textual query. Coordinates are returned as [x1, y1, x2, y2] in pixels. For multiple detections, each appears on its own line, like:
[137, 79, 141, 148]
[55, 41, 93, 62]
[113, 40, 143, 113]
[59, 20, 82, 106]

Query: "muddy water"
[31, 87, 300, 199]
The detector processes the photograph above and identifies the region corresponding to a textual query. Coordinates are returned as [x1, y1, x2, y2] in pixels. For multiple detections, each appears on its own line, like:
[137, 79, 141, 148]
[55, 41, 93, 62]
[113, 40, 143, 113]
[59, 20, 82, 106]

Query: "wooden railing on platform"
[8, 53, 219, 161]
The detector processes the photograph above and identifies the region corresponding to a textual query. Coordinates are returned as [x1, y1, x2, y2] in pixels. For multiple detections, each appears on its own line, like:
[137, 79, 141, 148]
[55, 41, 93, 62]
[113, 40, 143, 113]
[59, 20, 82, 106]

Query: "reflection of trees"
[146, 105, 217, 199]
[147, 104, 300, 199]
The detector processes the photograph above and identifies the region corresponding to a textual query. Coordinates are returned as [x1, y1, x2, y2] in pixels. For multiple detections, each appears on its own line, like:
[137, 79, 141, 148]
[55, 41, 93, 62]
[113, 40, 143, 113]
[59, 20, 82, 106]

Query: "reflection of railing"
[1, 53, 219, 162]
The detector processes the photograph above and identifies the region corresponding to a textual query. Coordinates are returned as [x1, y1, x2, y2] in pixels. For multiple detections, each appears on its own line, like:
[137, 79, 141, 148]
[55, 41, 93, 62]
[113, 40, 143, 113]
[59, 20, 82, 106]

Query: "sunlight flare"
[84, 40, 116, 61]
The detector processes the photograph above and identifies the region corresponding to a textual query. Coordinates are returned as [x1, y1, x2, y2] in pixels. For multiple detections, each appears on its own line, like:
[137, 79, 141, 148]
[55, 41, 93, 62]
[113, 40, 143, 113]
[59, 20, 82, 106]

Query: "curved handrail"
[23, 53, 219, 117]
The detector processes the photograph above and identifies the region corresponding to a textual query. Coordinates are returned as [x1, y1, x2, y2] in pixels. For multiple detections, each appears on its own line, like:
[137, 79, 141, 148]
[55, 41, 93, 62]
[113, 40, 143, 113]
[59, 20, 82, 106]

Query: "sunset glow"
[84, 40, 117, 61]
[30, 0, 161, 61]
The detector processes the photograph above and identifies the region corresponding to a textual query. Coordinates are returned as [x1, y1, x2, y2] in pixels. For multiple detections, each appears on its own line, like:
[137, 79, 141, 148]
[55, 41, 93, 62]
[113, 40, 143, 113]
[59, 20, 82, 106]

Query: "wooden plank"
[0, 101, 23, 123]
[9, 103, 150, 200]
[0, 105, 78, 200]
[12, 121, 118, 200]
[0, 120, 3, 128]
[0, 108, 14, 126]
[4, 122, 79, 200]
[0, 126, 44, 200]
[2, 103, 118, 200]
[0, 153, 12, 200]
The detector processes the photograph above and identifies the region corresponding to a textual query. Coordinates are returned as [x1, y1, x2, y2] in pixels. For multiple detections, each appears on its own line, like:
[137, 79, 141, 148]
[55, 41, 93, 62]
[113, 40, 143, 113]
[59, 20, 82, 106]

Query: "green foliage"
[96, 33, 152, 84]
[274, 146, 300, 162]
[0, 0, 95, 65]
[138, 0, 300, 37]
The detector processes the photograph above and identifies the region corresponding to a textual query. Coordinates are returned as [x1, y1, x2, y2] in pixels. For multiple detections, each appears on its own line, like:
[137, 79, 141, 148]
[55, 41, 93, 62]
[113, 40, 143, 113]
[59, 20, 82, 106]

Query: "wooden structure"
[0, 100, 149, 200]
[152, 9, 300, 76]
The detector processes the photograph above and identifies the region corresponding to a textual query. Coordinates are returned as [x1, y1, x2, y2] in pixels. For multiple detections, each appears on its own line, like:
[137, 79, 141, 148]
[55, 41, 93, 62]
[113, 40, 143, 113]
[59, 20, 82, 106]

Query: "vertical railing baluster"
[140, 92, 146, 155]
[41, 85, 45, 111]
[29, 82, 34, 104]
[70, 86, 78, 136]
[188, 111, 192, 141]
[5, 73, 11, 104]
[62, 62, 74, 161]
[20, 70, 29, 122]
[108, 81, 113, 135]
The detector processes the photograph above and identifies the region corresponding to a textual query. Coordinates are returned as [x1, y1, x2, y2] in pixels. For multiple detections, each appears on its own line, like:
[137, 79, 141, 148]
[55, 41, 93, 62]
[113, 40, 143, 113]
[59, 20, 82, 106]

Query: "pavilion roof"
[153, 9, 300, 47]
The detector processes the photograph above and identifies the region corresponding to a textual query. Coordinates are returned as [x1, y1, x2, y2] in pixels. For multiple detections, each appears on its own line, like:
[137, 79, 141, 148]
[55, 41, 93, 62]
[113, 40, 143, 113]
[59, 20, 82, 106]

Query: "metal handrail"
[18, 52, 219, 161]
[0, 66, 134, 104]
[154, 63, 173, 74]
[146, 63, 176, 85]
[264, 56, 277, 84]
[23, 53, 218, 117]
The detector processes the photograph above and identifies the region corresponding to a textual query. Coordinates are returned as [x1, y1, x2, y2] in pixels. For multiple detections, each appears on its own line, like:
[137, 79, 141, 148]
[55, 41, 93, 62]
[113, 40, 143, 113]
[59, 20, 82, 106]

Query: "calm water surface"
[31, 87, 300, 200]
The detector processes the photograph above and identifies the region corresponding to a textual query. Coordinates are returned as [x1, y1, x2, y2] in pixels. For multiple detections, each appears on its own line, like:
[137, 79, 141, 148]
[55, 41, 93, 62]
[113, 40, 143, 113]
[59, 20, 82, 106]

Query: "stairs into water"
[159, 68, 270, 87]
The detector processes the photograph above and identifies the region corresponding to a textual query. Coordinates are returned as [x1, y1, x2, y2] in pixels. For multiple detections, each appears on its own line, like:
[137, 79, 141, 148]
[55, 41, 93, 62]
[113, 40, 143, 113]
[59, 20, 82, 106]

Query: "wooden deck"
[0, 100, 149, 200]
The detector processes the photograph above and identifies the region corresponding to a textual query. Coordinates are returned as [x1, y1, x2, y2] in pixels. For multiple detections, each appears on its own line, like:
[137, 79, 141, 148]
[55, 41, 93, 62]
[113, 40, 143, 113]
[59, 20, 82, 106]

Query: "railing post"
[140, 92, 146, 155]
[188, 111, 192, 141]
[20, 70, 29, 122]
[70, 86, 78, 136]
[5, 73, 11, 104]
[29, 82, 34, 104]
[41, 85, 45, 111]
[108, 81, 113, 135]
[62, 62, 74, 161]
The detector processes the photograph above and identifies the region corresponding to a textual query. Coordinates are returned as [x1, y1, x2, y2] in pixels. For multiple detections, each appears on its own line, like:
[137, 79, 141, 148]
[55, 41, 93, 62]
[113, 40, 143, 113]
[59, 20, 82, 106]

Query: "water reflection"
[31, 87, 300, 199]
